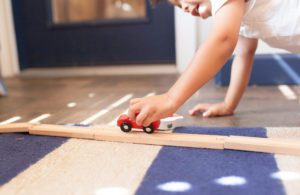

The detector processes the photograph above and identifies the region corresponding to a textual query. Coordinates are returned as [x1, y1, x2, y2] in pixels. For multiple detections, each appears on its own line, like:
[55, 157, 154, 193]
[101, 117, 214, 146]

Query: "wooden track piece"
[94, 130, 226, 149]
[6, 123, 300, 156]
[224, 136, 300, 156]
[29, 124, 226, 149]
[29, 124, 95, 140]
[0, 123, 34, 133]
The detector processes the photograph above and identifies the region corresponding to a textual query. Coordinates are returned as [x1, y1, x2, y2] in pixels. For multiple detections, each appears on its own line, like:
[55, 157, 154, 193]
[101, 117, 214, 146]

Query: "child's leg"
[189, 36, 258, 117]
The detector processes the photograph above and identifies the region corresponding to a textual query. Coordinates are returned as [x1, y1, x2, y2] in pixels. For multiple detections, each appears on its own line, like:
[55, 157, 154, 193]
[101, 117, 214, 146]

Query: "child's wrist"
[165, 92, 181, 111]
[223, 101, 235, 112]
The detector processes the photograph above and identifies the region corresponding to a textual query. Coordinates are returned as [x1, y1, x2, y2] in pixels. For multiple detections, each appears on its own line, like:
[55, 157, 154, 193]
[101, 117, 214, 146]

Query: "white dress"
[210, 0, 300, 53]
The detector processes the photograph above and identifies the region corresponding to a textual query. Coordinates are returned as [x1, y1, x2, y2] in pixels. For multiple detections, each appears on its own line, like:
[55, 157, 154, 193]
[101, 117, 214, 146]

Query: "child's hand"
[128, 93, 178, 127]
[189, 102, 234, 117]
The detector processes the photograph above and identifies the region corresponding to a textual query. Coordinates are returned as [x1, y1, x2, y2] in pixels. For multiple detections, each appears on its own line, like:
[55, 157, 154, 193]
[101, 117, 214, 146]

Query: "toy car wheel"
[120, 122, 132, 132]
[143, 125, 154, 134]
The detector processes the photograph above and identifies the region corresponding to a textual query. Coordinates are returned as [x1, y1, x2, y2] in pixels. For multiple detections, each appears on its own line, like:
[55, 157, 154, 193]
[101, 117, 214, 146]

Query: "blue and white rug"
[1, 126, 300, 194]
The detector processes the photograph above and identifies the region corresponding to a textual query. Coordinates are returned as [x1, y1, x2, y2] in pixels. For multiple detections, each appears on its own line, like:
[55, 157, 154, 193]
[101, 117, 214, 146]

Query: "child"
[128, 0, 300, 127]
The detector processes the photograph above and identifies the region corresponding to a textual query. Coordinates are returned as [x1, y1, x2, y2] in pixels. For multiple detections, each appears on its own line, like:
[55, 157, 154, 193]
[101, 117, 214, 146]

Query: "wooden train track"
[1, 123, 300, 156]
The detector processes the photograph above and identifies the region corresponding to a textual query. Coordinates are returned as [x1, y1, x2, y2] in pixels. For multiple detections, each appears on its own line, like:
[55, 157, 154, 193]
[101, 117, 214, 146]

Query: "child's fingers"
[128, 109, 136, 122]
[130, 98, 141, 106]
[128, 103, 142, 121]
[189, 108, 204, 115]
[203, 108, 219, 117]
[135, 107, 150, 126]
[142, 113, 155, 127]
[189, 104, 210, 115]
[203, 106, 225, 117]
[202, 111, 210, 117]
[203, 110, 214, 117]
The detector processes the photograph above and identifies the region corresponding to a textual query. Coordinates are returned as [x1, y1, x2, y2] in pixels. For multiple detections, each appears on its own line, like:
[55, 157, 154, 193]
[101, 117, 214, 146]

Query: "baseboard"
[20, 64, 178, 77]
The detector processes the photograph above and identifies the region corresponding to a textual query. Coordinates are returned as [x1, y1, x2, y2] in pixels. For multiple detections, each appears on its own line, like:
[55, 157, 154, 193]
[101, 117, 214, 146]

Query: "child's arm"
[129, 0, 245, 126]
[189, 36, 258, 117]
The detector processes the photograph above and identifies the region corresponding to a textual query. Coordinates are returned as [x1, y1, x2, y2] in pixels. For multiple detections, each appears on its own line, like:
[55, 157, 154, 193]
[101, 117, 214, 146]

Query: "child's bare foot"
[189, 102, 234, 117]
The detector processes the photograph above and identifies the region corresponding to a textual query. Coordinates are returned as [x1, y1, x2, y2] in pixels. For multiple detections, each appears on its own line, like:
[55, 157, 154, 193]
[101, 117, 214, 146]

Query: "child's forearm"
[166, 0, 245, 109]
[224, 53, 255, 111]
[167, 36, 237, 108]
[224, 37, 258, 111]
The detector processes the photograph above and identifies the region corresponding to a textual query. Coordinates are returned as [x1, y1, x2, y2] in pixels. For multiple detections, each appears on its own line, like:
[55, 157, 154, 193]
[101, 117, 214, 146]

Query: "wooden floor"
[1, 73, 300, 194]
[1, 73, 300, 127]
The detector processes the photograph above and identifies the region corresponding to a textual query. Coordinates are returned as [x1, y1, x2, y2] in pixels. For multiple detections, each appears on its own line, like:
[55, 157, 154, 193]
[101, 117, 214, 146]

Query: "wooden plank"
[0, 123, 34, 133]
[29, 124, 95, 140]
[27, 124, 300, 155]
[94, 130, 226, 149]
[28, 124, 225, 149]
[224, 136, 300, 156]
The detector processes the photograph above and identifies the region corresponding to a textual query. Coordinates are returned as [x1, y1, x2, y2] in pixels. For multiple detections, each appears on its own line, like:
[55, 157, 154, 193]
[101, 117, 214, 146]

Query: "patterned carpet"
[1, 126, 300, 195]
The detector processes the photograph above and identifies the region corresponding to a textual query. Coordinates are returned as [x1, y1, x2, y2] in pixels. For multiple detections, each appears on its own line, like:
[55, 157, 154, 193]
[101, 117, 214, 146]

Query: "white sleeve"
[210, 0, 229, 16]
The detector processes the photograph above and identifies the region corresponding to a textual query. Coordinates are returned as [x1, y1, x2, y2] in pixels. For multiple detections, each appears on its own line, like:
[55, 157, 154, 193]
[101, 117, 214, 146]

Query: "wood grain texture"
[29, 124, 225, 149]
[29, 124, 95, 139]
[94, 130, 226, 149]
[29, 124, 300, 156]
[0, 123, 35, 133]
[225, 136, 300, 156]
[2, 76, 300, 127]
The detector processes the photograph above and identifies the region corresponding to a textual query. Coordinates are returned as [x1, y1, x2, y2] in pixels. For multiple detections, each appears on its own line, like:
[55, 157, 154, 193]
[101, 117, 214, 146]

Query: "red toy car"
[117, 114, 160, 134]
